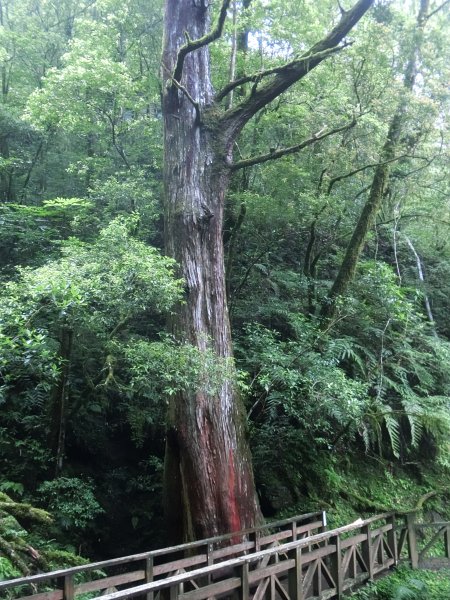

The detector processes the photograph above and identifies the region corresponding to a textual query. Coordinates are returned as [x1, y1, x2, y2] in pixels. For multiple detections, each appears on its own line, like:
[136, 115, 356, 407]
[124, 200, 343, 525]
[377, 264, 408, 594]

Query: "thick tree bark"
[162, 0, 261, 543]
[161, 0, 373, 542]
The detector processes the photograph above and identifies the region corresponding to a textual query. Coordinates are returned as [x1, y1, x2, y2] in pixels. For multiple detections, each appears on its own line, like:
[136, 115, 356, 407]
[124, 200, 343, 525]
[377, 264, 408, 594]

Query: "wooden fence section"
[397, 512, 450, 569]
[0, 511, 326, 600]
[3, 511, 450, 600]
[96, 513, 399, 600]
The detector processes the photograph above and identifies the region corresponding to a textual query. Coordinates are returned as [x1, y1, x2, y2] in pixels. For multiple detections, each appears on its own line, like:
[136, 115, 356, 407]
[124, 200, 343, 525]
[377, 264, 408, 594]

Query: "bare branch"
[171, 77, 202, 123]
[229, 243, 273, 312]
[326, 154, 431, 194]
[376, 213, 431, 227]
[99, 108, 131, 169]
[425, 0, 450, 20]
[220, 0, 374, 141]
[231, 120, 356, 171]
[172, 0, 231, 83]
[352, 58, 365, 111]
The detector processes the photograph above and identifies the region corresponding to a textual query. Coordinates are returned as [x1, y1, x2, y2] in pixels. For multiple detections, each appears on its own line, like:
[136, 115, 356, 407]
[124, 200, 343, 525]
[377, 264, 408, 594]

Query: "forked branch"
[173, 0, 231, 83]
[220, 0, 374, 140]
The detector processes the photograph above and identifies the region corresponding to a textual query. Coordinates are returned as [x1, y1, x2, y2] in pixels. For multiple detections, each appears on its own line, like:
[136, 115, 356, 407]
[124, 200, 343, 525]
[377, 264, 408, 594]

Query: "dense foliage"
[0, 0, 449, 583]
[351, 565, 450, 599]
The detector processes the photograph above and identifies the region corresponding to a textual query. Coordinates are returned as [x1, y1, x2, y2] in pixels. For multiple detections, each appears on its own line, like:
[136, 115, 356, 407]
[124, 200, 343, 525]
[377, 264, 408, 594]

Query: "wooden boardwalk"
[1, 510, 450, 600]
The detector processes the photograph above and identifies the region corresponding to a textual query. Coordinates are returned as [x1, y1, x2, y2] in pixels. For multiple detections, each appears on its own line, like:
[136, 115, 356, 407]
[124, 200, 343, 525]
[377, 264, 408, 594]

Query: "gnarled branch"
[220, 0, 374, 141]
[216, 54, 324, 103]
[217, 44, 350, 103]
[172, 0, 230, 83]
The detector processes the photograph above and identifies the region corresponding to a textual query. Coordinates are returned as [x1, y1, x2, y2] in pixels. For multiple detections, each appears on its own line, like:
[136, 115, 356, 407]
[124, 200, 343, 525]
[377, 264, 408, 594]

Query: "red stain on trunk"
[228, 449, 242, 543]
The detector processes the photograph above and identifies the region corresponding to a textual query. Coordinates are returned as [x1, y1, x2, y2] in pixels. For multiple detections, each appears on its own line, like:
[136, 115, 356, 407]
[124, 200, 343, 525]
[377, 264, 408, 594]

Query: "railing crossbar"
[4, 510, 450, 600]
[0, 511, 325, 592]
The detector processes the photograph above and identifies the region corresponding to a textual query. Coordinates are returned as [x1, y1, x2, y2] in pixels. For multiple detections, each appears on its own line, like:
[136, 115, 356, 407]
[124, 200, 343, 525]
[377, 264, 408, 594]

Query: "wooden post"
[406, 513, 419, 569]
[239, 562, 249, 600]
[321, 511, 328, 533]
[444, 527, 450, 559]
[386, 514, 398, 565]
[288, 546, 303, 600]
[329, 535, 343, 600]
[252, 530, 261, 552]
[169, 580, 178, 600]
[206, 543, 214, 585]
[361, 524, 374, 581]
[146, 556, 154, 600]
[63, 575, 74, 600]
[292, 521, 298, 542]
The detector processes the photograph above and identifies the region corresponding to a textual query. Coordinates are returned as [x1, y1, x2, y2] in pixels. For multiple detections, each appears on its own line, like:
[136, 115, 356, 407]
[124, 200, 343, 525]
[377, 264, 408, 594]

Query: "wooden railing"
[0, 511, 326, 600]
[397, 511, 450, 569]
[3, 510, 450, 600]
[91, 513, 398, 600]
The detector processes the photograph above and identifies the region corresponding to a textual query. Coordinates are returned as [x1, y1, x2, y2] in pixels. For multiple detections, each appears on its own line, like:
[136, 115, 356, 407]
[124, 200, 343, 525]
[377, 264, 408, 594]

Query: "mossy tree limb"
[320, 0, 431, 322]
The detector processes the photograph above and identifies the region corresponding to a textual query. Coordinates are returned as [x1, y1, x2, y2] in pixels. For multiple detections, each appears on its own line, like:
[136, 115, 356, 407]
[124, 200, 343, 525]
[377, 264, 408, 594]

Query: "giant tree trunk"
[161, 0, 261, 543]
[160, 0, 373, 542]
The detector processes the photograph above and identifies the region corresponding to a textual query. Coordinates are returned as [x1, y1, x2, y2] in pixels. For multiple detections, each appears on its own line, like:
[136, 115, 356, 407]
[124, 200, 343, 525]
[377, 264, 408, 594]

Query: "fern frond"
[383, 410, 401, 458]
[405, 403, 423, 448]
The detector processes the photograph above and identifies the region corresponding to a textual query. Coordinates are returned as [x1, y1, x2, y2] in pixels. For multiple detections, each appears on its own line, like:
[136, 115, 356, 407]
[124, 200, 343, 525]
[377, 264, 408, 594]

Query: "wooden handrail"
[0, 511, 325, 592]
[96, 515, 394, 600]
[5, 510, 450, 600]
[414, 522, 450, 528]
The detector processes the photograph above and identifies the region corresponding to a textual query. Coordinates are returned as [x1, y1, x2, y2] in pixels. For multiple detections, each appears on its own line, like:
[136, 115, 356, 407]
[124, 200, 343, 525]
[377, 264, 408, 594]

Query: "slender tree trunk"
[320, 118, 399, 320]
[161, 0, 261, 543]
[0, 135, 16, 202]
[320, 0, 430, 321]
[404, 235, 436, 330]
[49, 326, 73, 477]
[21, 140, 44, 200]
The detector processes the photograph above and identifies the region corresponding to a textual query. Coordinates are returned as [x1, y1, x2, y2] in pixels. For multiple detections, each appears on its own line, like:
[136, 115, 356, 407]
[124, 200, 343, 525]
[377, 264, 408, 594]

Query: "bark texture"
[160, 0, 373, 542]
[162, 0, 260, 542]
